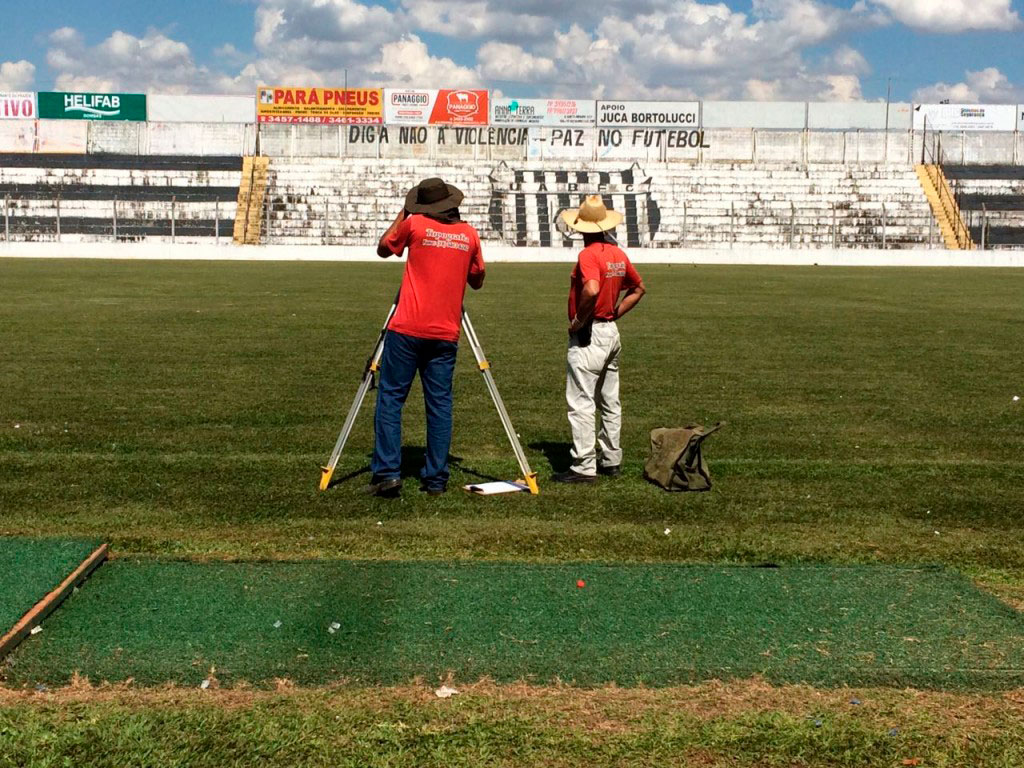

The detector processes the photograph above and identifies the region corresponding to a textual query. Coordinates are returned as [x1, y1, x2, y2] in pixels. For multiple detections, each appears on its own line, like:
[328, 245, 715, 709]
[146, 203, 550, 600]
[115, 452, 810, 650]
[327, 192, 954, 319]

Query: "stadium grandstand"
[1, 91, 1023, 250]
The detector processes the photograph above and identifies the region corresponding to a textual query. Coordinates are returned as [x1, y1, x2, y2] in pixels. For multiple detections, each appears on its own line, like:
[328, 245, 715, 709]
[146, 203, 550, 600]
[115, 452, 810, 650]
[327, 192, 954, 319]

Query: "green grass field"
[1, 259, 1022, 570]
[2, 258, 1023, 765]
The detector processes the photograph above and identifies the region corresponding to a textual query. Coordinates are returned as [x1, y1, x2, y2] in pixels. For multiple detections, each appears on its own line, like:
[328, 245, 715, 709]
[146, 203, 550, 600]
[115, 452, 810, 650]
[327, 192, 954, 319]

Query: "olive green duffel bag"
[644, 422, 725, 492]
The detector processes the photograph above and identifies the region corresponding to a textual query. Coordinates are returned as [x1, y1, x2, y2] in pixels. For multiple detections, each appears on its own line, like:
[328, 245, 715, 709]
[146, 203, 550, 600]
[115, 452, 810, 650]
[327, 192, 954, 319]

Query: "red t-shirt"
[568, 242, 642, 321]
[382, 214, 485, 342]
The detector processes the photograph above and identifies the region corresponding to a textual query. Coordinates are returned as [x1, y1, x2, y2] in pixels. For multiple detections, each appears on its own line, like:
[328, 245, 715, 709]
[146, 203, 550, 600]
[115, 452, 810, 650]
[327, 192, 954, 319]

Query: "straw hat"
[559, 195, 623, 233]
[405, 177, 464, 214]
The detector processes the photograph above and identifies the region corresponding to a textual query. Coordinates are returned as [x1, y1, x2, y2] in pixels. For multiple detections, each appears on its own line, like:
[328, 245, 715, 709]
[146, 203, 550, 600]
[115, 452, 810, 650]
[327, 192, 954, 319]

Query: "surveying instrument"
[318, 294, 540, 495]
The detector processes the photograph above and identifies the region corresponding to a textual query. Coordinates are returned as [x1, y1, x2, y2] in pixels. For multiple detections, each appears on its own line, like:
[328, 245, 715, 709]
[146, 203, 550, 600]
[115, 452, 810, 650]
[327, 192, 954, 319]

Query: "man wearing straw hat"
[553, 195, 646, 484]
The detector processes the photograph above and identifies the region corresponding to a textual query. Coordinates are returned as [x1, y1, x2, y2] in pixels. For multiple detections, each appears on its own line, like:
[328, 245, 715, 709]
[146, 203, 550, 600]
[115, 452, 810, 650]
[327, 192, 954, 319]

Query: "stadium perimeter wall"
[1, 121, 1024, 164]
[3, 242, 1023, 267]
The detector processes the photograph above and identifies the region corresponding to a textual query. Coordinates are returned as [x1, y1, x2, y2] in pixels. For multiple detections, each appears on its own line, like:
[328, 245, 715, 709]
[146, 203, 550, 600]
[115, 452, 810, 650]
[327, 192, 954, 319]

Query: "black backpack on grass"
[643, 423, 725, 492]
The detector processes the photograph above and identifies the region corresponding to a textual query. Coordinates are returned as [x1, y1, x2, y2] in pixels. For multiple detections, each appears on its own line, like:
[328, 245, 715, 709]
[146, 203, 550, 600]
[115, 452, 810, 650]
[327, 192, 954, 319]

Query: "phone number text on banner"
[491, 98, 595, 126]
[597, 101, 699, 127]
[257, 87, 383, 124]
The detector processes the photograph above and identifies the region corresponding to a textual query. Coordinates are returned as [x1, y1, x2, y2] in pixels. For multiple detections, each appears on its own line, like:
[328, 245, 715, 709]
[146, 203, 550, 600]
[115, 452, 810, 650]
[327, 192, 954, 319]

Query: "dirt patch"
[2, 678, 1022, 736]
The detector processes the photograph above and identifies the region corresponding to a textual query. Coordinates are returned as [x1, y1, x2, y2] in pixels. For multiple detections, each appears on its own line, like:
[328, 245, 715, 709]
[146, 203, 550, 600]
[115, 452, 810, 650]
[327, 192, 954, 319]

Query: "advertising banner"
[149, 94, 256, 123]
[383, 89, 488, 125]
[491, 98, 595, 126]
[37, 91, 146, 121]
[597, 100, 699, 127]
[912, 103, 1017, 131]
[257, 87, 383, 124]
[0, 92, 36, 120]
[1018, 105, 1024, 131]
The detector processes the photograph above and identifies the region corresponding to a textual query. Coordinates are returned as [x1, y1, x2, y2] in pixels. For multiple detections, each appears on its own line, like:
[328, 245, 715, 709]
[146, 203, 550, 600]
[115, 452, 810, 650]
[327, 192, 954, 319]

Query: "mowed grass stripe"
[8, 562, 1024, 690]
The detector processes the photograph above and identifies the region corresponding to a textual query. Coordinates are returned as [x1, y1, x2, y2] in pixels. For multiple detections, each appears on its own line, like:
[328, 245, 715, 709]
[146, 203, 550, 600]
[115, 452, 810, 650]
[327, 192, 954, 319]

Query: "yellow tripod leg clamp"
[319, 465, 334, 492]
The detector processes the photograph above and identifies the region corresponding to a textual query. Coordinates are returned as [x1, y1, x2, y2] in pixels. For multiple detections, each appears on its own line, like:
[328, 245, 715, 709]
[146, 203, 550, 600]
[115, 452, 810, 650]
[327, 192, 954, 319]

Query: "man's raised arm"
[377, 208, 407, 258]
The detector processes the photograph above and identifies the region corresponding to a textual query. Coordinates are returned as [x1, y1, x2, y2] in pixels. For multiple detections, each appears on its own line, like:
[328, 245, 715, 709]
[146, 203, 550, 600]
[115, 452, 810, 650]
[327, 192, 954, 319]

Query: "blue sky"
[1, 0, 1022, 103]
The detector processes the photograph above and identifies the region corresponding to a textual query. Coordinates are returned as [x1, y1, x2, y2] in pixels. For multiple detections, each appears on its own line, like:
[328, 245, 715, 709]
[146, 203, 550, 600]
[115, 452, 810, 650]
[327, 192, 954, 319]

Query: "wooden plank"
[0, 543, 108, 660]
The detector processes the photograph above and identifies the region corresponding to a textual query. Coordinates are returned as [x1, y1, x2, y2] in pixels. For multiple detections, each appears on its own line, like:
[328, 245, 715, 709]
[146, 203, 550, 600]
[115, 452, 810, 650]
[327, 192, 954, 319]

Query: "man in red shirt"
[555, 196, 646, 483]
[369, 177, 485, 497]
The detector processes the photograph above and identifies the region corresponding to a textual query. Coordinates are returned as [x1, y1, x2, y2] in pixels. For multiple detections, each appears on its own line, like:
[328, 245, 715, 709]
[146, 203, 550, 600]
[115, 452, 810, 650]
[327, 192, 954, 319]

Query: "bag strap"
[672, 422, 725, 478]
[700, 421, 726, 438]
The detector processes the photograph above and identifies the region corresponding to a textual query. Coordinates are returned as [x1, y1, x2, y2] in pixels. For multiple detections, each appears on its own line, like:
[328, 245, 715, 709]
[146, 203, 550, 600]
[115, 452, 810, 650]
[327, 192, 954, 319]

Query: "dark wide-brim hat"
[405, 177, 464, 214]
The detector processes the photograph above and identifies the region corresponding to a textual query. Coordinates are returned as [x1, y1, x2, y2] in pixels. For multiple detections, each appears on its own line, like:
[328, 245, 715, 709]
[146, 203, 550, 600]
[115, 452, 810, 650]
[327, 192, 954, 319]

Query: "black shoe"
[420, 484, 447, 497]
[598, 465, 621, 477]
[364, 477, 402, 497]
[551, 470, 597, 484]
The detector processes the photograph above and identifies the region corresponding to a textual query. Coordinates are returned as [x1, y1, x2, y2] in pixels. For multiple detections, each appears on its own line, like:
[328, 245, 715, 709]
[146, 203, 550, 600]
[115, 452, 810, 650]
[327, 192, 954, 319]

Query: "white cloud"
[46, 27, 213, 93]
[462, 1, 876, 99]
[0, 60, 35, 91]
[826, 44, 871, 76]
[370, 36, 481, 87]
[34, 0, 1017, 104]
[869, 0, 1021, 33]
[477, 42, 556, 83]
[254, 0, 401, 66]
[913, 67, 1024, 103]
[401, 0, 552, 41]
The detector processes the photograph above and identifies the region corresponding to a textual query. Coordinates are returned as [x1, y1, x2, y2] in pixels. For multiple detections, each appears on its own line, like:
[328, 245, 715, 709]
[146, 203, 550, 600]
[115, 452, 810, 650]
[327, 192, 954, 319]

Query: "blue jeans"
[371, 331, 458, 490]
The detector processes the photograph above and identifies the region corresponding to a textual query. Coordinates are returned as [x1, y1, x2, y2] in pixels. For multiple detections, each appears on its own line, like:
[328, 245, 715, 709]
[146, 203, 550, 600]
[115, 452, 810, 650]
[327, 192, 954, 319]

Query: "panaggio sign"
[257, 87, 383, 124]
[383, 89, 489, 125]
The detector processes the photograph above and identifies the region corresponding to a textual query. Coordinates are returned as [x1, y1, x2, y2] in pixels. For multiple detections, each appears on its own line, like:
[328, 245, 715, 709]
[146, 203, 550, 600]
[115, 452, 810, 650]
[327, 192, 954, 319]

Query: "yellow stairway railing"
[916, 164, 973, 250]
[233, 156, 270, 245]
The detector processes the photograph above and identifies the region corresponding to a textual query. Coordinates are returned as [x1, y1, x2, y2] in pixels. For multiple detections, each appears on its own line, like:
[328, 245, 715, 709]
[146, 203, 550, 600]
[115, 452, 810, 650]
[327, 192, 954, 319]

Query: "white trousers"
[566, 321, 622, 476]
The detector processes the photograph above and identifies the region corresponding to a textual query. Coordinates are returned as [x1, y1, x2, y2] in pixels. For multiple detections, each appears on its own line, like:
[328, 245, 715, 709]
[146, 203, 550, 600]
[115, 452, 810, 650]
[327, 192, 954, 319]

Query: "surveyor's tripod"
[318, 297, 540, 494]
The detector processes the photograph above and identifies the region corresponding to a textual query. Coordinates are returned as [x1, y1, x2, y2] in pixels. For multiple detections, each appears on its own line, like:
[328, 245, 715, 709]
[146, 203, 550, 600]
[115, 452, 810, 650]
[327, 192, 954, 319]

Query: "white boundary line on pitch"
[1, 242, 1023, 268]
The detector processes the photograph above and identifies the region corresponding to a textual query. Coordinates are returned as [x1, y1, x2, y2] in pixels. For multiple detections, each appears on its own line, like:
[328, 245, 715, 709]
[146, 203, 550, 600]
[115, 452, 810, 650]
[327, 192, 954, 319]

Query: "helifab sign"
[491, 98, 596, 126]
[383, 89, 488, 125]
[257, 87, 383, 124]
[597, 101, 699, 128]
[912, 103, 1017, 132]
[0, 92, 36, 120]
[37, 91, 146, 121]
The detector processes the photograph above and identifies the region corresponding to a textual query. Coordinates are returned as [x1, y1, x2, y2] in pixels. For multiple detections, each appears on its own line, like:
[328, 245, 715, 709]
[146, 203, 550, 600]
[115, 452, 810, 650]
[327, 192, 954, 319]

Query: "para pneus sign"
[37, 91, 146, 121]
[0, 92, 36, 119]
[597, 101, 699, 127]
[257, 87, 383, 124]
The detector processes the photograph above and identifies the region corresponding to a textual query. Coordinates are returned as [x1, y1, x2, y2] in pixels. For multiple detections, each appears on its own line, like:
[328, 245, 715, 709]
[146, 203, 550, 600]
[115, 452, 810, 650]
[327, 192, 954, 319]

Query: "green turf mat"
[7, 562, 1024, 690]
[0, 538, 100, 635]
